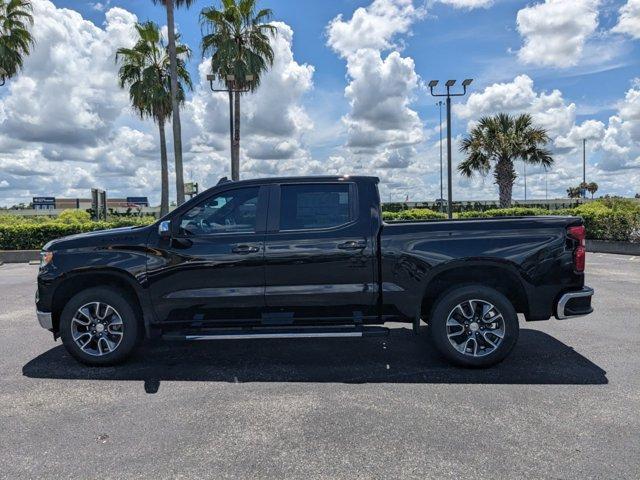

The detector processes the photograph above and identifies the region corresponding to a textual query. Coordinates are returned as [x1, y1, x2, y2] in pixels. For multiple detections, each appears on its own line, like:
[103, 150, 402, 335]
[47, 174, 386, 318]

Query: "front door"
[263, 182, 376, 323]
[146, 185, 267, 326]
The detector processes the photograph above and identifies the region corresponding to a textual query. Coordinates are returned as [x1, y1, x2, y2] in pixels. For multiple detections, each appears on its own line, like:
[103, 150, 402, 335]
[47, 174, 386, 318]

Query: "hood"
[43, 225, 150, 251]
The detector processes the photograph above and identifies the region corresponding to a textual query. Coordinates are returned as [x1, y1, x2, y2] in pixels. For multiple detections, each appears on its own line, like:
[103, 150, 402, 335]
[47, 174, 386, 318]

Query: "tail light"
[568, 225, 586, 272]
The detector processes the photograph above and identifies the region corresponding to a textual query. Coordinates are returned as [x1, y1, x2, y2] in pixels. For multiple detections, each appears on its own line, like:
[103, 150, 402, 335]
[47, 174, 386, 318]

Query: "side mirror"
[158, 220, 171, 239]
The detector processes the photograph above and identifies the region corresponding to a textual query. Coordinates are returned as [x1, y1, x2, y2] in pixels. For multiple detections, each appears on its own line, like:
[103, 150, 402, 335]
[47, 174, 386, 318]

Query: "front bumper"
[555, 286, 594, 319]
[37, 310, 53, 330]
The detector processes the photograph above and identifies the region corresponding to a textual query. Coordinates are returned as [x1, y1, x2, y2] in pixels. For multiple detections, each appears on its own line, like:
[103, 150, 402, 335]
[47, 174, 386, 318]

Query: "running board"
[162, 326, 389, 341]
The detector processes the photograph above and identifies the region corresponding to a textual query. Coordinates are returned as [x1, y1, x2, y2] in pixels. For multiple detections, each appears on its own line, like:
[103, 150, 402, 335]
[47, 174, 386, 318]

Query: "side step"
[162, 325, 389, 341]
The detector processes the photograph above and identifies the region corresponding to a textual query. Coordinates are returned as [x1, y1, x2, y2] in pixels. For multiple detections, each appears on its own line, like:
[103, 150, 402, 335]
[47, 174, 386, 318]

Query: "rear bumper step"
[163, 326, 389, 341]
[555, 286, 594, 319]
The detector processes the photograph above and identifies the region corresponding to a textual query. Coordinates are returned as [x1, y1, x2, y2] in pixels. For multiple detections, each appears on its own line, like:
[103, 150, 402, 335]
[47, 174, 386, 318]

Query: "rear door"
[263, 181, 376, 323]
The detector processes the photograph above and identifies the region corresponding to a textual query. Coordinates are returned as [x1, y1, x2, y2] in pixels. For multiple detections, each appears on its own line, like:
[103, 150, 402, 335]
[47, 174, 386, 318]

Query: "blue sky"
[1, 0, 639, 206]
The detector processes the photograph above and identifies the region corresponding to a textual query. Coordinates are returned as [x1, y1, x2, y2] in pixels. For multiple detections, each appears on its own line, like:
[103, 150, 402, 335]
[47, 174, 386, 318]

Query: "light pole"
[429, 78, 473, 219]
[436, 101, 444, 213]
[523, 161, 527, 202]
[582, 138, 586, 198]
[544, 166, 548, 201]
[207, 74, 253, 181]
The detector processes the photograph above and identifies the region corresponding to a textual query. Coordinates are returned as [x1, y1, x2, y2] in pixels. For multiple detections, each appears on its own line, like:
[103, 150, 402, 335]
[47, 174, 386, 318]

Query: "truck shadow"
[22, 327, 607, 393]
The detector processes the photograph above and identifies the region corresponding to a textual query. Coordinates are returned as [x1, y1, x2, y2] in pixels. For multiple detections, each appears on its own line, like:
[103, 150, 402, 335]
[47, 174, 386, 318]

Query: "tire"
[59, 287, 140, 366]
[428, 285, 519, 368]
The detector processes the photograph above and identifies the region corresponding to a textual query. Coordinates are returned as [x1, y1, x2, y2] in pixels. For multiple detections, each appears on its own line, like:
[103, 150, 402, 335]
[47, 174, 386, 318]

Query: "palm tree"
[587, 182, 598, 199]
[152, 0, 195, 206]
[567, 186, 582, 199]
[0, 0, 34, 86]
[116, 21, 192, 216]
[459, 113, 553, 208]
[201, 0, 277, 181]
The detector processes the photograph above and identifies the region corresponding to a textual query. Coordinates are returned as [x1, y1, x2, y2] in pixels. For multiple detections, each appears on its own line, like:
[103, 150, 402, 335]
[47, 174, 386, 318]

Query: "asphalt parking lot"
[1, 253, 639, 479]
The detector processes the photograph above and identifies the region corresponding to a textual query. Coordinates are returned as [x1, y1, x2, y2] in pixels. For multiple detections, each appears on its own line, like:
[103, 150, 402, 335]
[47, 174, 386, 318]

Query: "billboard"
[126, 196, 149, 207]
[32, 197, 55, 210]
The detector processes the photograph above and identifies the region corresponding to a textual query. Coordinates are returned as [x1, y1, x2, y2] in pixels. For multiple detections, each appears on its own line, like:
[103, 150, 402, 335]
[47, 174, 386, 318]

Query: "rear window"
[280, 184, 353, 230]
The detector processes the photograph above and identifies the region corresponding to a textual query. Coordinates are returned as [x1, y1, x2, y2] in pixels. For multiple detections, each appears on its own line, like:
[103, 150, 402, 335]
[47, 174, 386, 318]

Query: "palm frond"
[200, 0, 277, 90]
[0, 0, 35, 80]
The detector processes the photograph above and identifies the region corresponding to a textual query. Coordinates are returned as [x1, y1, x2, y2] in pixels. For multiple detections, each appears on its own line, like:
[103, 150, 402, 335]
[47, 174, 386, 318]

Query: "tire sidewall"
[429, 285, 519, 368]
[59, 287, 139, 366]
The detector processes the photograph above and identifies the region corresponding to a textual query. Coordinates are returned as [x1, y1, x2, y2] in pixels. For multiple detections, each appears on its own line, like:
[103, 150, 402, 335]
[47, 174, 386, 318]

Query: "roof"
[213, 175, 380, 188]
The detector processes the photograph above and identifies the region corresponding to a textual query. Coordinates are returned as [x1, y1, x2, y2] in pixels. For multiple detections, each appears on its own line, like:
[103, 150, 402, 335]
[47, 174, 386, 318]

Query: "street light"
[582, 138, 587, 199]
[0, 68, 6, 87]
[207, 73, 255, 181]
[429, 78, 473, 219]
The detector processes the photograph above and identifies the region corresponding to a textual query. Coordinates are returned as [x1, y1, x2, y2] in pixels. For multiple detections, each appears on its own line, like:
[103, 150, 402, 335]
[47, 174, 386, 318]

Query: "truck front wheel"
[428, 285, 519, 368]
[59, 287, 140, 366]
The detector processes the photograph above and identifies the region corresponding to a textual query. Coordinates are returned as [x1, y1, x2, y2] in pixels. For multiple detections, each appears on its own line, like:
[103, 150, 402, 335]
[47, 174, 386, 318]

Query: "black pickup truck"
[36, 175, 593, 367]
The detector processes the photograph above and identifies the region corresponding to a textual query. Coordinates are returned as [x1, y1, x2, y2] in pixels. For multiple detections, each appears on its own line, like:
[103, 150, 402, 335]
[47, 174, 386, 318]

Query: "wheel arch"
[51, 269, 146, 334]
[420, 262, 529, 321]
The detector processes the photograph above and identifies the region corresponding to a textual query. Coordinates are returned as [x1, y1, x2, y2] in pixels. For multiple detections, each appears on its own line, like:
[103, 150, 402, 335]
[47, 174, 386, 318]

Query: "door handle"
[337, 240, 367, 250]
[232, 245, 260, 254]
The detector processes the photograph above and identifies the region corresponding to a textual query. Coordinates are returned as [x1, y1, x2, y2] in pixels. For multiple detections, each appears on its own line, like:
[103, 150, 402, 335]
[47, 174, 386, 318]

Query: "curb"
[587, 240, 640, 256]
[0, 250, 40, 263]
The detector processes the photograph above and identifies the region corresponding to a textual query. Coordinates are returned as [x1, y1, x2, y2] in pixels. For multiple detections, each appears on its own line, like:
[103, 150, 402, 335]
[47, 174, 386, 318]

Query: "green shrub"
[383, 208, 446, 221]
[572, 201, 639, 242]
[458, 207, 552, 218]
[57, 209, 92, 224]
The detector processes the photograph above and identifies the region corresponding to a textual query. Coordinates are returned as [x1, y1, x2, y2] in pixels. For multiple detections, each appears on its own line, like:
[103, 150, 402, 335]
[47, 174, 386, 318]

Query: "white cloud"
[597, 85, 640, 171]
[438, 0, 493, 9]
[326, 0, 424, 57]
[0, 3, 136, 146]
[613, 0, 640, 39]
[90, 1, 111, 12]
[456, 74, 576, 138]
[326, 0, 425, 169]
[516, 0, 600, 68]
[555, 120, 605, 150]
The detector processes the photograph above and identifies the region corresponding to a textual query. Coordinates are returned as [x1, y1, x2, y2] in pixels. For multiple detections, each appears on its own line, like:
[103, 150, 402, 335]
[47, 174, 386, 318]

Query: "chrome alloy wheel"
[446, 299, 506, 357]
[70, 302, 124, 357]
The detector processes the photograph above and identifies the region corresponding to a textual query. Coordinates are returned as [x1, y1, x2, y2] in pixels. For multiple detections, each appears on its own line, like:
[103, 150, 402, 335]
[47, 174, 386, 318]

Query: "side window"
[280, 183, 353, 231]
[179, 187, 259, 235]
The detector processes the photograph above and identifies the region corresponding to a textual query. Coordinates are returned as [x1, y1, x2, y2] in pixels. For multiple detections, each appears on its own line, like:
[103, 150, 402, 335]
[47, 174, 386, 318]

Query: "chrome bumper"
[556, 287, 594, 320]
[37, 310, 53, 330]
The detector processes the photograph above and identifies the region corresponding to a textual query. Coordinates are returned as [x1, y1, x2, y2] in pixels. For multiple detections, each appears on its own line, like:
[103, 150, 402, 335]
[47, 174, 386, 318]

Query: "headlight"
[40, 251, 53, 269]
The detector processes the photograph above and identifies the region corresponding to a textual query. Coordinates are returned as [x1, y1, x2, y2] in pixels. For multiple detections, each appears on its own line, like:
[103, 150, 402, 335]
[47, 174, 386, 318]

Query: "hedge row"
[383, 200, 640, 243]
[0, 216, 155, 250]
[383, 208, 447, 221]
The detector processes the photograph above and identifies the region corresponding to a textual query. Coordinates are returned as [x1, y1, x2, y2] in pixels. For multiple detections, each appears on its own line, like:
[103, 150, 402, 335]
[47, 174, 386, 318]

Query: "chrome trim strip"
[165, 286, 264, 299]
[556, 287, 594, 320]
[36, 310, 53, 330]
[186, 331, 364, 341]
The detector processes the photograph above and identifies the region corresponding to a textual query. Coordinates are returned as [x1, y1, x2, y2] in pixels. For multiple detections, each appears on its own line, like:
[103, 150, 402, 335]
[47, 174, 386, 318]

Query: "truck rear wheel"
[428, 285, 519, 368]
[59, 287, 140, 366]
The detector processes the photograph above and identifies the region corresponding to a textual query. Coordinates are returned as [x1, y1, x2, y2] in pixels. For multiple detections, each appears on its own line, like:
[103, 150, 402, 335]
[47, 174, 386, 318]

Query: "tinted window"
[280, 184, 352, 230]
[179, 187, 259, 235]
